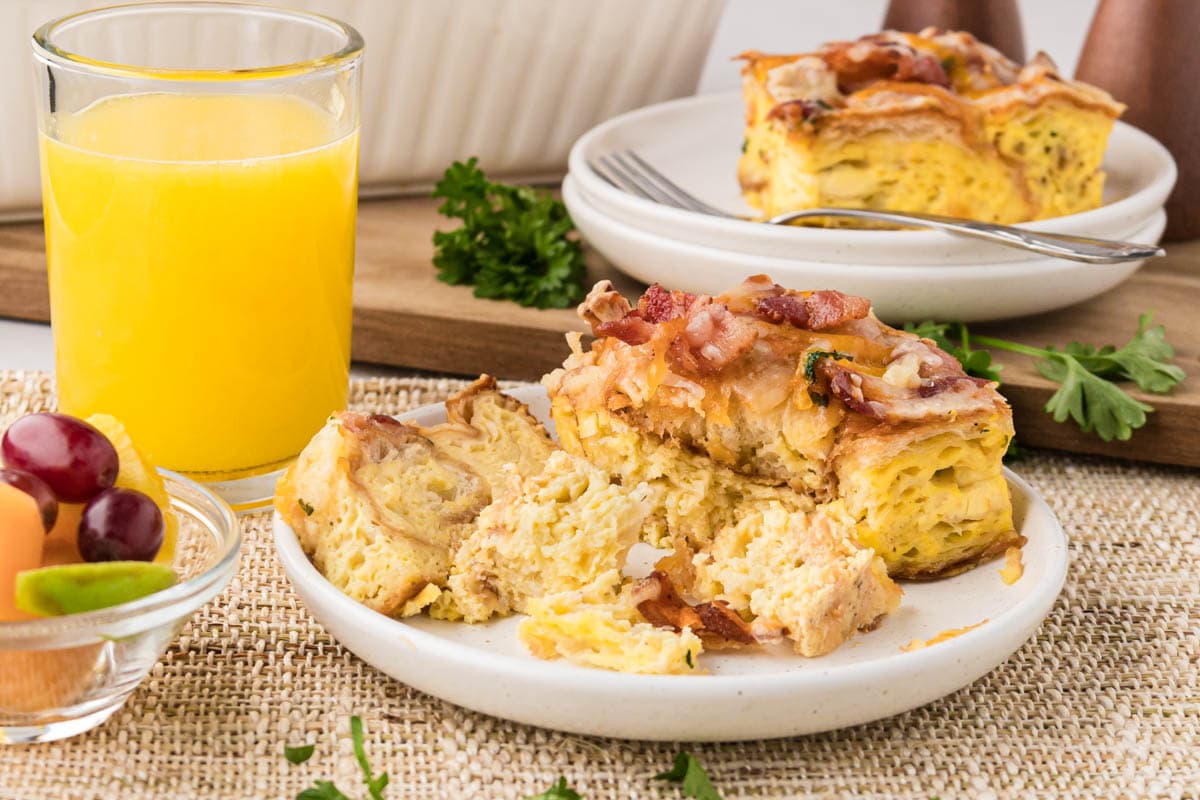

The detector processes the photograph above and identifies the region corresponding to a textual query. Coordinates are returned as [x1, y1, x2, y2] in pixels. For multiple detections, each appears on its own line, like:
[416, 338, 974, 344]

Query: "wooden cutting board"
[2, 196, 1197, 466]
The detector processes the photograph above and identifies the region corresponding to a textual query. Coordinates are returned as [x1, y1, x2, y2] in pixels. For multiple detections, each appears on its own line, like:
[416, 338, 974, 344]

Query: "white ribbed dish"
[1, 0, 726, 218]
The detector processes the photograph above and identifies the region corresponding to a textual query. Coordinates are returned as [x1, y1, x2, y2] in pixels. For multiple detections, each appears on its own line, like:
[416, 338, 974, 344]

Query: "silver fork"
[590, 150, 1164, 264]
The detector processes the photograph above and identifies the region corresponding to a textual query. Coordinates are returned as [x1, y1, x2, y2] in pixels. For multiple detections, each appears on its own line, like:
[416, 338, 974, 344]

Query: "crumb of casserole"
[518, 574, 704, 675]
[437, 451, 652, 622]
[693, 501, 902, 656]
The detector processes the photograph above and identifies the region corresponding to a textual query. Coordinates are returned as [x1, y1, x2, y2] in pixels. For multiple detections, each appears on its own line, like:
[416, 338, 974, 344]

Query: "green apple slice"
[14, 562, 177, 617]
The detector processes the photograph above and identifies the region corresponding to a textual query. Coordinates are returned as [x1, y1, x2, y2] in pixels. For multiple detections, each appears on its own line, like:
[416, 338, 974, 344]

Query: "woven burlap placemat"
[1, 369, 1196, 799]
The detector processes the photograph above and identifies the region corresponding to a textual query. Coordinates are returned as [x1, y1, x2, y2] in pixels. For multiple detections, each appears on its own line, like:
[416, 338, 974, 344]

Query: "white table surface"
[0, 318, 52, 373]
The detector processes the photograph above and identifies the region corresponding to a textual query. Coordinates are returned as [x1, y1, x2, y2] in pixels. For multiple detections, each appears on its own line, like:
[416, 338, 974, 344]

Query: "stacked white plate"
[565, 92, 1176, 322]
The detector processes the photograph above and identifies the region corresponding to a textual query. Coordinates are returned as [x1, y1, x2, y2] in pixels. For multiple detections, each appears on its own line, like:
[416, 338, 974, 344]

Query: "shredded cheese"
[901, 619, 989, 652]
[999, 545, 1024, 585]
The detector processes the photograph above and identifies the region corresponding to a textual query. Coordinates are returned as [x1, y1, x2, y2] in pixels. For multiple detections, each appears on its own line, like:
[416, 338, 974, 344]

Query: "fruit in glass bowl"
[0, 411, 239, 743]
[1, 413, 175, 619]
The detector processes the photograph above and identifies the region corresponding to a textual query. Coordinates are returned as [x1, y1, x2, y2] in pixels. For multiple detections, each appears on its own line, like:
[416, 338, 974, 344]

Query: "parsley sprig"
[905, 313, 1186, 442]
[904, 321, 1001, 383]
[656, 752, 725, 800]
[525, 777, 584, 800]
[803, 350, 854, 381]
[432, 158, 587, 309]
[288, 716, 389, 800]
[285, 743, 316, 765]
[524, 753, 725, 800]
[288, 734, 728, 800]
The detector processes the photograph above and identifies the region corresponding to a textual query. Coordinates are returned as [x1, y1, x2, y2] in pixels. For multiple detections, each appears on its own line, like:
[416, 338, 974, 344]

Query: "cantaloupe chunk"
[0, 483, 45, 621]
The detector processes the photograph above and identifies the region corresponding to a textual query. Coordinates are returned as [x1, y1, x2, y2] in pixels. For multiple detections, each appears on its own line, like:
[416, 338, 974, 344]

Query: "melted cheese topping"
[999, 546, 1025, 585]
[901, 619, 988, 652]
[737, 31, 1122, 224]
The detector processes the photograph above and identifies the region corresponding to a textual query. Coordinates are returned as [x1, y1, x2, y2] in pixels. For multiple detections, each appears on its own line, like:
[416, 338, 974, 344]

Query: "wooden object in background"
[1076, 0, 1200, 240]
[0, 197, 1197, 466]
[882, 0, 1025, 62]
[351, 201, 642, 380]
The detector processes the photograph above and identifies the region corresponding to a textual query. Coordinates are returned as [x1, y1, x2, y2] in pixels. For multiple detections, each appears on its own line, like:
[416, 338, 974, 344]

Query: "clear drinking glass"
[32, 2, 363, 511]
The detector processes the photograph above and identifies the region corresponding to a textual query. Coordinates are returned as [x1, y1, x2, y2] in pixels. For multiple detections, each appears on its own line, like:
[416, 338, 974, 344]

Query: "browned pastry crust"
[544, 277, 1017, 579]
[275, 380, 557, 616]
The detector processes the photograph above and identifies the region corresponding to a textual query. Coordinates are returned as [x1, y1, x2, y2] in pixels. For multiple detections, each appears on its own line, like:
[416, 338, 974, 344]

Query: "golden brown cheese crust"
[275, 413, 489, 616]
[550, 278, 1004, 485]
[544, 278, 1016, 578]
[738, 29, 1124, 224]
[274, 377, 557, 616]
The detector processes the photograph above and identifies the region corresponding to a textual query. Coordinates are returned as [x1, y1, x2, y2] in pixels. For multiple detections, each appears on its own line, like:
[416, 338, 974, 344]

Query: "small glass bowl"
[0, 470, 240, 743]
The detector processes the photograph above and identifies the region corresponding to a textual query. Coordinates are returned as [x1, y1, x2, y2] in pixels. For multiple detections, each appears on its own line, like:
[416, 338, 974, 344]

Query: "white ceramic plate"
[274, 385, 1068, 741]
[568, 92, 1176, 265]
[565, 173, 1167, 323]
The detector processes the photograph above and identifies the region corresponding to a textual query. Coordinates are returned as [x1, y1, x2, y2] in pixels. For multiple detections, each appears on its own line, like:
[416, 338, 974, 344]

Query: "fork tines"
[589, 150, 731, 217]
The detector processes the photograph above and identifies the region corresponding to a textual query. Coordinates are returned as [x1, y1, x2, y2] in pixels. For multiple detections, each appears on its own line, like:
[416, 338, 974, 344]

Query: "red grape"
[0, 467, 58, 532]
[78, 488, 164, 563]
[2, 413, 119, 503]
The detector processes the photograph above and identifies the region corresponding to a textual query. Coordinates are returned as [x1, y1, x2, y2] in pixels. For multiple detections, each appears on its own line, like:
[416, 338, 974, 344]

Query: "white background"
[0, 0, 1100, 373]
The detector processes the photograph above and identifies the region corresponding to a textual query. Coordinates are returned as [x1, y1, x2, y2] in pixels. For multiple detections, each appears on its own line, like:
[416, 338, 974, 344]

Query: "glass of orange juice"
[32, 3, 362, 510]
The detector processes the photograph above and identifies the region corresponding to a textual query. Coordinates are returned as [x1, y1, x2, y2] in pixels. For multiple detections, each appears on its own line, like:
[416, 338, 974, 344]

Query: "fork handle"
[766, 208, 1165, 264]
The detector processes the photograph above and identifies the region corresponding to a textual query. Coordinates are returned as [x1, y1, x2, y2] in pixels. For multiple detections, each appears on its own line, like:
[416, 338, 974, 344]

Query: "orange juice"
[40, 93, 357, 474]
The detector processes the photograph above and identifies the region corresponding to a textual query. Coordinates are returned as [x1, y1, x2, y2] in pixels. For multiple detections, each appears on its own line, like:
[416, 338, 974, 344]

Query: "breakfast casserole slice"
[692, 501, 902, 656]
[543, 276, 1020, 579]
[436, 450, 652, 622]
[275, 376, 556, 616]
[738, 28, 1124, 224]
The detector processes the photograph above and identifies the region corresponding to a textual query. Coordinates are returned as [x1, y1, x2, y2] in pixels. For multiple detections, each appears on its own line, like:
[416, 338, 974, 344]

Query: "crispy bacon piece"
[340, 412, 414, 436]
[637, 283, 696, 323]
[766, 98, 831, 124]
[583, 282, 698, 346]
[579, 280, 632, 328]
[580, 281, 653, 344]
[822, 38, 950, 93]
[631, 570, 757, 649]
[910, 53, 952, 86]
[595, 316, 655, 346]
[754, 289, 871, 331]
[916, 375, 993, 398]
[819, 357, 998, 423]
[585, 280, 760, 374]
[825, 367, 878, 417]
